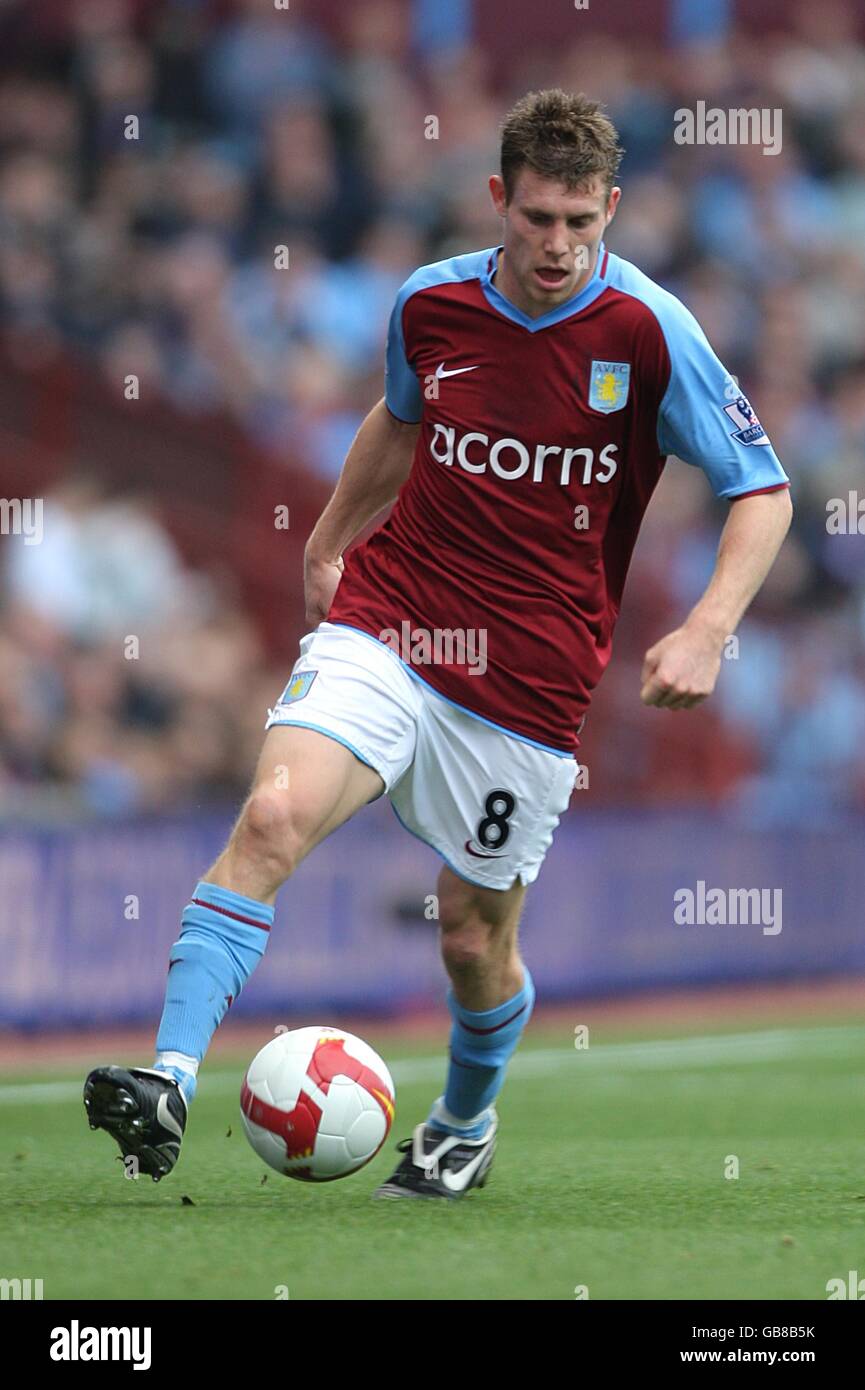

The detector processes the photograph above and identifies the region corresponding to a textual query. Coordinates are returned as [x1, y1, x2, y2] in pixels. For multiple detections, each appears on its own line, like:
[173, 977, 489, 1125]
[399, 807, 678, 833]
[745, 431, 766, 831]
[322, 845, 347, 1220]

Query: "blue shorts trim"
[327, 623, 574, 759]
[265, 718, 381, 781]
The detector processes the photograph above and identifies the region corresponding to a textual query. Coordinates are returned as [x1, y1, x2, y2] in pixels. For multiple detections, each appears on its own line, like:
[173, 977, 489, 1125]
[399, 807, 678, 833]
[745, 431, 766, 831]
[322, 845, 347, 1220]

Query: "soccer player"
[84, 89, 792, 1198]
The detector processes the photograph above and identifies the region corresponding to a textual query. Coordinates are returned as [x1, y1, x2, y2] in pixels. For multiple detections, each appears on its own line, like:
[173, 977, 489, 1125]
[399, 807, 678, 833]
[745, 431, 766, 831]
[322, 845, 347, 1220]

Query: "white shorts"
[265, 622, 579, 890]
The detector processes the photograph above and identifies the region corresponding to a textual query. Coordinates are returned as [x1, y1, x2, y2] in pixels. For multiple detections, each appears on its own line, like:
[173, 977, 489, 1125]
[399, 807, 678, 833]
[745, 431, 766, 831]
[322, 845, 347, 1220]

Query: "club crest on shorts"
[588, 360, 631, 414]
[281, 670, 318, 703]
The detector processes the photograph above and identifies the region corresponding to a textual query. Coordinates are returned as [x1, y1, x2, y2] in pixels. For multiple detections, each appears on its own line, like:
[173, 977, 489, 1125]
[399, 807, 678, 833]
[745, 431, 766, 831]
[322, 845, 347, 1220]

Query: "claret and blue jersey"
[327, 241, 790, 754]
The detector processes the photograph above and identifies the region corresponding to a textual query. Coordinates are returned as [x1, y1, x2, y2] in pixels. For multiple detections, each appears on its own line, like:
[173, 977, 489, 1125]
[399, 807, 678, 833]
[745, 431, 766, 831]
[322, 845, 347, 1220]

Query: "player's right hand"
[304, 547, 344, 628]
[639, 622, 722, 709]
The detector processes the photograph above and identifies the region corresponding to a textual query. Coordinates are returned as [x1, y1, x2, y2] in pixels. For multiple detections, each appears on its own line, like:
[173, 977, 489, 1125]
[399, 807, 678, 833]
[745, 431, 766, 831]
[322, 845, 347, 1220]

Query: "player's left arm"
[642, 295, 793, 710]
[640, 487, 792, 709]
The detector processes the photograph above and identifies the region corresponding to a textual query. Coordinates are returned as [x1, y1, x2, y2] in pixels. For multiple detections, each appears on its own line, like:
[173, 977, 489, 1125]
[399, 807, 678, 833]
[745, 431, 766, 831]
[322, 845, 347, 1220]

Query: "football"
[240, 1026, 396, 1181]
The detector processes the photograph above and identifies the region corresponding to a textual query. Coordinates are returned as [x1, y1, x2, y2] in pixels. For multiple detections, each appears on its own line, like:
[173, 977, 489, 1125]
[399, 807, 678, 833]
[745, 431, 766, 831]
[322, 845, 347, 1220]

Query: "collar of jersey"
[480, 242, 608, 331]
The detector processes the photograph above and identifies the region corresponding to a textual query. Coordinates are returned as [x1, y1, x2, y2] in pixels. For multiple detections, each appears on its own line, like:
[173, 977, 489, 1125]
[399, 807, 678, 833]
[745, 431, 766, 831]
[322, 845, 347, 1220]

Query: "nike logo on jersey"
[435, 362, 480, 379]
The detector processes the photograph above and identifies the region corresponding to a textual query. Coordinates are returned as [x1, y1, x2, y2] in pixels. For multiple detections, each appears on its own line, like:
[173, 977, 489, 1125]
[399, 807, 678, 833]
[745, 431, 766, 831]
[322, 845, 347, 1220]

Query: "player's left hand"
[640, 623, 723, 709]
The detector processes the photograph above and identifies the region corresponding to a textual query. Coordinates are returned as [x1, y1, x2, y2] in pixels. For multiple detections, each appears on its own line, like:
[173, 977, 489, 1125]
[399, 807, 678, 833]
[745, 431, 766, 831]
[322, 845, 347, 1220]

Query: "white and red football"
[240, 1026, 395, 1181]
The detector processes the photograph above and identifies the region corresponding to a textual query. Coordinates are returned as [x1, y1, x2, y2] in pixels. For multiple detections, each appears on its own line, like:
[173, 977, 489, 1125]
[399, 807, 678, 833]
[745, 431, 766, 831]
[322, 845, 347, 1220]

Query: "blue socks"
[154, 879, 533, 1133]
[154, 881, 273, 1101]
[428, 968, 536, 1140]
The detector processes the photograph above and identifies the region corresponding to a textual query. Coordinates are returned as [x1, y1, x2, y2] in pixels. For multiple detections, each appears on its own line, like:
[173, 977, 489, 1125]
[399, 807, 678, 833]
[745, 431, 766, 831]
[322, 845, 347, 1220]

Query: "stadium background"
[1, 0, 864, 1040]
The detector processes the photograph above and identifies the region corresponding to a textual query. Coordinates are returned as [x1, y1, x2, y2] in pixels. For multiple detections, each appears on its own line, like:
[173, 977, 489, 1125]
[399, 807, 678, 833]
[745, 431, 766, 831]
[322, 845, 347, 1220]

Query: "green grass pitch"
[2, 1019, 864, 1301]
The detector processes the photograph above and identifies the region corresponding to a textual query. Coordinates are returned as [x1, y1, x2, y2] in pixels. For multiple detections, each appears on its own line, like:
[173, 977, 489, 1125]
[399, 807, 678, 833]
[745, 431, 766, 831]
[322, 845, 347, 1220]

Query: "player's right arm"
[304, 397, 420, 626]
[305, 272, 424, 626]
[637, 288, 791, 710]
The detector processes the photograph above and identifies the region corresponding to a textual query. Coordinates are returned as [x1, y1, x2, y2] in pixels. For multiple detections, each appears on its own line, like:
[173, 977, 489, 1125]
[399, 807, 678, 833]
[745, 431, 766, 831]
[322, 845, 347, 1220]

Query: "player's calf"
[437, 869, 526, 1006]
[427, 868, 536, 1141]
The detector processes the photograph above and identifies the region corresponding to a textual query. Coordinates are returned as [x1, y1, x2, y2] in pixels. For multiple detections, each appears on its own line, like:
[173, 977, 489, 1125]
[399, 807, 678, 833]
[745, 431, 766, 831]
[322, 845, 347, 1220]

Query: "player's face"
[489, 169, 620, 317]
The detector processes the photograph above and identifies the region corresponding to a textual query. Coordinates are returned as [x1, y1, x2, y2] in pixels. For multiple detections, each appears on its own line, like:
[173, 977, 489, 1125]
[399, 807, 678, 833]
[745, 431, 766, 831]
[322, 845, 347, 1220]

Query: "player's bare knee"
[440, 917, 495, 976]
[438, 874, 517, 933]
[236, 787, 303, 879]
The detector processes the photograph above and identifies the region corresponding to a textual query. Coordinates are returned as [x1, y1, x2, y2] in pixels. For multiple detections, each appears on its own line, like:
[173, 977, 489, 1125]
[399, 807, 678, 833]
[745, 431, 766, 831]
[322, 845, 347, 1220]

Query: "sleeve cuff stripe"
[728, 482, 791, 500]
[385, 403, 421, 425]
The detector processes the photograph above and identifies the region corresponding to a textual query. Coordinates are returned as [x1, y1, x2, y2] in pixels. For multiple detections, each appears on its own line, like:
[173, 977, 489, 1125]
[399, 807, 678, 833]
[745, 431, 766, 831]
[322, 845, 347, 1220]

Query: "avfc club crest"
[281, 670, 318, 703]
[267, 668, 318, 723]
[588, 360, 631, 414]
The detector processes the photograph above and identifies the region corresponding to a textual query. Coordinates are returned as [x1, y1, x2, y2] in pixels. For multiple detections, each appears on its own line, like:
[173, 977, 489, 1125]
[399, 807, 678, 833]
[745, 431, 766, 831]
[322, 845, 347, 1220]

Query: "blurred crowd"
[1, 0, 864, 819]
[1, 476, 291, 817]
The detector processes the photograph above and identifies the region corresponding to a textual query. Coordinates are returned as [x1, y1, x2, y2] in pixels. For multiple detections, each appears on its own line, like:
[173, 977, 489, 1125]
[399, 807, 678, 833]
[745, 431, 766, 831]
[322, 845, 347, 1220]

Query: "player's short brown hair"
[500, 89, 623, 202]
